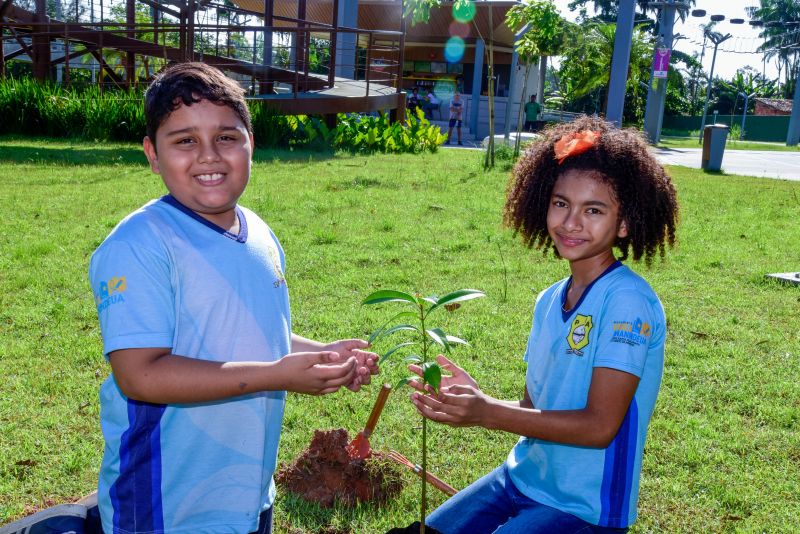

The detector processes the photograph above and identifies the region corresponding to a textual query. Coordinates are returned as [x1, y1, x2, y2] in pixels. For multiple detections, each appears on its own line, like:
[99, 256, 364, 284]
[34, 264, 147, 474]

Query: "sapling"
[363, 288, 485, 534]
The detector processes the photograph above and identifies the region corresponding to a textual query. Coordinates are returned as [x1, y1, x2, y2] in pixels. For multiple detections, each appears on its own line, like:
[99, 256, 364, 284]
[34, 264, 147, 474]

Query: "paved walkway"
[651, 147, 800, 181]
[446, 137, 800, 182]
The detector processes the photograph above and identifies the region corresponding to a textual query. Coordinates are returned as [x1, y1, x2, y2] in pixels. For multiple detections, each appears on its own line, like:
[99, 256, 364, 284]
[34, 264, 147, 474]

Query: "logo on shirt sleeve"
[566, 314, 593, 356]
[267, 245, 286, 288]
[95, 276, 127, 311]
[611, 318, 651, 346]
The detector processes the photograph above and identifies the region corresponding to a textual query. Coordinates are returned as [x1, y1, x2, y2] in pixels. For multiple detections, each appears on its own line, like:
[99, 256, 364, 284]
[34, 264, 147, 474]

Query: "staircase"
[429, 119, 472, 142]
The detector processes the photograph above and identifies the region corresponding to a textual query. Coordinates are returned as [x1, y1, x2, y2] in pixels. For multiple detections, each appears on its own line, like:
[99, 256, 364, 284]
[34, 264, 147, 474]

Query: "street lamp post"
[698, 30, 732, 142]
[643, 1, 689, 143]
[738, 91, 757, 140]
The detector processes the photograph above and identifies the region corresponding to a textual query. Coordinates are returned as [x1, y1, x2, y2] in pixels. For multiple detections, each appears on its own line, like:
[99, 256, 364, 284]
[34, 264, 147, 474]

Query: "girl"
[409, 116, 679, 533]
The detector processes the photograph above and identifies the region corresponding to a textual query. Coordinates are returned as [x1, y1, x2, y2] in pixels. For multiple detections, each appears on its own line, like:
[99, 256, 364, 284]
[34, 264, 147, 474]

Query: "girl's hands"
[407, 354, 478, 393]
[410, 384, 494, 428]
[408, 354, 490, 428]
[322, 339, 380, 391]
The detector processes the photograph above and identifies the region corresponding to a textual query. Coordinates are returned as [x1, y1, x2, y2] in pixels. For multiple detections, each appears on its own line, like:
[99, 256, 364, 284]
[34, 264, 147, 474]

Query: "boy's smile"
[547, 169, 628, 272]
[143, 98, 253, 231]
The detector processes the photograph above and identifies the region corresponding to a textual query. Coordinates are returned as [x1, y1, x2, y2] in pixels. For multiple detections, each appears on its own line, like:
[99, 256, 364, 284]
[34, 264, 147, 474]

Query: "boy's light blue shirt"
[89, 196, 291, 534]
[506, 262, 666, 528]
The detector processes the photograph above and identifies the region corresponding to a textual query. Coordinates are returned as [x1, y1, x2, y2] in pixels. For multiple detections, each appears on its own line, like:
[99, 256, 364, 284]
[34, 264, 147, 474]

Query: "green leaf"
[403, 354, 422, 364]
[422, 296, 438, 305]
[396, 376, 415, 389]
[426, 328, 451, 353]
[422, 361, 442, 393]
[428, 289, 486, 314]
[381, 341, 416, 363]
[445, 335, 469, 346]
[372, 324, 420, 345]
[367, 326, 385, 345]
[363, 289, 419, 306]
[368, 310, 418, 344]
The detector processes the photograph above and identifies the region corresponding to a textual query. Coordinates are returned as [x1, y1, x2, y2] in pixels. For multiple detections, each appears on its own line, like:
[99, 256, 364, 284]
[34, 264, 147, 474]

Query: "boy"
[89, 62, 378, 534]
[447, 92, 464, 146]
[524, 94, 542, 132]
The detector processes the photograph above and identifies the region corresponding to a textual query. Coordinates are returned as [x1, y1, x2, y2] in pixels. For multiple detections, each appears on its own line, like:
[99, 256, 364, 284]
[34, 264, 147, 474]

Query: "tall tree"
[747, 0, 800, 98]
[506, 0, 565, 156]
[556, 21, 653, 122]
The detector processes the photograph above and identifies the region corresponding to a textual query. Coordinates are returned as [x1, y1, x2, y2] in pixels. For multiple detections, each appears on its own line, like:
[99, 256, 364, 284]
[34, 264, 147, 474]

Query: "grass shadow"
[0, 143, 148, 166]
[0, 136, 338, 166]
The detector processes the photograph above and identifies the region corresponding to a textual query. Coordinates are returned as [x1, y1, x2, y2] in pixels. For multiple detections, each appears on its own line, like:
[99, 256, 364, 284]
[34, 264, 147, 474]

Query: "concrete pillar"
[470, 38, 485, 140]
[503, 50, 519, 139]
[643, 1, 680, 143]
[606, 0, 636, 126]
[335, 0, 357, 79]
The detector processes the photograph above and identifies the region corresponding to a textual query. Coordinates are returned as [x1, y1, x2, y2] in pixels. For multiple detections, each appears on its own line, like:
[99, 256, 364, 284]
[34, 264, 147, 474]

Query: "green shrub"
[0, 78, 444, 153]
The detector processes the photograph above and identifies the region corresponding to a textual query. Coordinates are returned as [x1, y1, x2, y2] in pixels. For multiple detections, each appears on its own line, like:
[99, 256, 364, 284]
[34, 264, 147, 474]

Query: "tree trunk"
[484, 4, 495, 169]
[538, 55, 547, 105]
[514, 63, 531, 158]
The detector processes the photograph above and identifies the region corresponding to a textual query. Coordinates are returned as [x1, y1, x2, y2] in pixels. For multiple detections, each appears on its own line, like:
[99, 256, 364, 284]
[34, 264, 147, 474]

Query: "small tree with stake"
[363, 288, 485, 534]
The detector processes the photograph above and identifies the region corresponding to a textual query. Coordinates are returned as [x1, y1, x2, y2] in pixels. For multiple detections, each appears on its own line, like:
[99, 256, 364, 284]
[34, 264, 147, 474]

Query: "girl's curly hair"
[504, 116, 679, 265]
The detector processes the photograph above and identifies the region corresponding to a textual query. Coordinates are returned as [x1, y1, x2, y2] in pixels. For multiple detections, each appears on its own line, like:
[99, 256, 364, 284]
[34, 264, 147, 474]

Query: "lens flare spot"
[434, 79, 457, 98]
[449, 21, 471, 39]
[444, 36, 465, 63]
[452, 1, 476, 23]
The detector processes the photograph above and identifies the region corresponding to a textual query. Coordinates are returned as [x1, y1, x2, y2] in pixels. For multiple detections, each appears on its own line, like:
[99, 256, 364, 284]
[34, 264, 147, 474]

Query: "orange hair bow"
[554, 130, 601, 164]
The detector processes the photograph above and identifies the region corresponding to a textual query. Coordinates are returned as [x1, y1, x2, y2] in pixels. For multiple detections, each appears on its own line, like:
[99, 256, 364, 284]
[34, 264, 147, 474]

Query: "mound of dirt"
[276, 428, 404, 508]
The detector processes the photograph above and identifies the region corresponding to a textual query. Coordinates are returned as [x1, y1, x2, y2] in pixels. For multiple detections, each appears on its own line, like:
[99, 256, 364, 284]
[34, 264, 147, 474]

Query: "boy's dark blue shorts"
[449, 119, 463, 128]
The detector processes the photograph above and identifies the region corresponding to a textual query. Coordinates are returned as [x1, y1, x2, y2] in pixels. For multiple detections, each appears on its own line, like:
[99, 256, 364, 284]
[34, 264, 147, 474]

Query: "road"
[651, 147, 800, 181]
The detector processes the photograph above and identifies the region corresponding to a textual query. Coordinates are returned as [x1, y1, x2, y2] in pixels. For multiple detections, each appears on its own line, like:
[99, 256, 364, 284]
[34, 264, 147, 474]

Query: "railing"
[0, 0, 404, 99]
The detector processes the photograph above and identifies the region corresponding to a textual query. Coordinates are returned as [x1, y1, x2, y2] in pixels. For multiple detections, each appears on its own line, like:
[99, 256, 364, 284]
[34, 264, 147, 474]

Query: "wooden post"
[126, 0, 135, 87]
[187, 0, 195, 61]
[298, 0, 307, 92]
[64, 22, 70, 85]
[328, 0, 338, 89]
[33, 0, 51, 81]
[364, 33, 371, 96]
[261, 0, 273, 94]
[0, 17, 5, 78]
[179, 4, 187, 61]
[394, 0, 406, 123]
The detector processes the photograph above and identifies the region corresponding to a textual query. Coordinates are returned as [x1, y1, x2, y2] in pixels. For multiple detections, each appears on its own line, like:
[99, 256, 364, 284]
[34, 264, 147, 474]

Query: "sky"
[551, 0, 785, 81]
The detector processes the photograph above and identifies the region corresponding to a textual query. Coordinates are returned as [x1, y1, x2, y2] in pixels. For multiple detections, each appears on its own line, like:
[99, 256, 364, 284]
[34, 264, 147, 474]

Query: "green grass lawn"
[1, 137, 799, 533]
[659, 135, 800, 152]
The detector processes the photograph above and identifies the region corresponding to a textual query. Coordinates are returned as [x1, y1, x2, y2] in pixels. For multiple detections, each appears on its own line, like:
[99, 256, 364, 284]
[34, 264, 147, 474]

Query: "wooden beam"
[126, 0, 135, 86]
[50, 43, 99, 65]
[90, 49, 124, 86]
[32, 0, 50, 81]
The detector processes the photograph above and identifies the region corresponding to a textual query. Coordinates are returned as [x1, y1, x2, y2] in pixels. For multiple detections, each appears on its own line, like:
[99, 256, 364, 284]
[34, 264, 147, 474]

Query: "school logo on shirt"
[267, 245, 286, 288]
[566, 314, 593, 356]
[611, 318, 651, 346]
[95, 276, 127, 311]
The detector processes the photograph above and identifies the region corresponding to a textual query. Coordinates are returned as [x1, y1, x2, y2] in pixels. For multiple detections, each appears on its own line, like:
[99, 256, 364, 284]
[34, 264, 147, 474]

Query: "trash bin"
[701, 124, 729, 171]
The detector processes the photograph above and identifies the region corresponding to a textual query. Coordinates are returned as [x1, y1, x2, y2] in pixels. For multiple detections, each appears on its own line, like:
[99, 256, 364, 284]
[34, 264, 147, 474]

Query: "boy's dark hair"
[504, 115, 679, 264]
[144, 62, 252, 143]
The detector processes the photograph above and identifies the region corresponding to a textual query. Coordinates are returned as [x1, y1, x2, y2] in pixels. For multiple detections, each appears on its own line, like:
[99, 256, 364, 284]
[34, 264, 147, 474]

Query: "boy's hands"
[279, 351, 359, 395]
[321, 339, 379, 392]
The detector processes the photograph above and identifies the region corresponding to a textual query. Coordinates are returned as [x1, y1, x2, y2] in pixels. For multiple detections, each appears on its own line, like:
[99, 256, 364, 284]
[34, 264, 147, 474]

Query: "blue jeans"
[248, 506, 273, 534]
[426, 464, 629, 534]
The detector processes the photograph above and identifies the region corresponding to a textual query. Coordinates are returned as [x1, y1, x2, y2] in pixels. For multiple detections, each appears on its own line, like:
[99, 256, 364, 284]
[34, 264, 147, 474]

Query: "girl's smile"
[547, 169, 628, 279]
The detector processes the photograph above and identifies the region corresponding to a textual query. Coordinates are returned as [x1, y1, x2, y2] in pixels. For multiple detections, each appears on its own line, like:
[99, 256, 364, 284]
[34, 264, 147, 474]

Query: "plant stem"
[419, 301, 428, 534]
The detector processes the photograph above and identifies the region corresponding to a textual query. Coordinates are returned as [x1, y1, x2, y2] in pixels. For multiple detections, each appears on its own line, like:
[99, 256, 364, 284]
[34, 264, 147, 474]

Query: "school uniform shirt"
[89, 195, 291, 534]
[506, 261, 666, 529]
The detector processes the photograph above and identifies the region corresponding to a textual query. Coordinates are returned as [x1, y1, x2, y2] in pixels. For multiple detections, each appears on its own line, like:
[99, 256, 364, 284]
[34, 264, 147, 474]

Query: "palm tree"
[747, 0, 800, 98]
